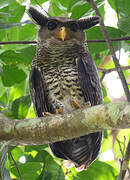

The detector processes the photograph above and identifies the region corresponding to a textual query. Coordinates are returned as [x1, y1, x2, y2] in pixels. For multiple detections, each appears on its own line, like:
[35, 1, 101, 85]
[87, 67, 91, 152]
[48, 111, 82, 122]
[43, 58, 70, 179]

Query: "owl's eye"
[47, 21, 57, 30]
[70, 23, 78, 32]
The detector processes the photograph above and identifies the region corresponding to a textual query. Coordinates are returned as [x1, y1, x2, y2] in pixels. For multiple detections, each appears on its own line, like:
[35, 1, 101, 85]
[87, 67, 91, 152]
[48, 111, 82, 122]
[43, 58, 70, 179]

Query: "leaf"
[70, 160, 118, 180]
[0, 50, 23, 65]
[0, 46, 36, 66]
[101, 83, 107, 97]
[50, 0, 66, 16]
[0, 22, 31, 30]
[2, 65, 27, 87]
[0, 0, 25, 23]
[100, 131, 113, 153]
[19, 24, 37, 41]
[31, 0, 48, 5]
[11, 95, 31, 119]
[87, 26, 122, 53]
[118, 17, 130, 34]
[10, 147, 24, 163]
[71, 1, 92, 19]
[58, 0, 79, 12]
[19, 46, 36, 65]
[107, 0, 130, 17]
[71, 0, 104, 19]
[10, 162, 43, 180]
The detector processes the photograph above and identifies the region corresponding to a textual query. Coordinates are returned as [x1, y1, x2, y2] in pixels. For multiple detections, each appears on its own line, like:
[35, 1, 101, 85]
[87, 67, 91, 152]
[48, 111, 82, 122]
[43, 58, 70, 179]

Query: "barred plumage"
[29, 6, 103, 170]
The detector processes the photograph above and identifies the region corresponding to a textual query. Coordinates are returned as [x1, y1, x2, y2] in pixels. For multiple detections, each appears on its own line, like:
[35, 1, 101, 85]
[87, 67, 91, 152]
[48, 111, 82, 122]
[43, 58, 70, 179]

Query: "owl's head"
[28, 6, 100, 43]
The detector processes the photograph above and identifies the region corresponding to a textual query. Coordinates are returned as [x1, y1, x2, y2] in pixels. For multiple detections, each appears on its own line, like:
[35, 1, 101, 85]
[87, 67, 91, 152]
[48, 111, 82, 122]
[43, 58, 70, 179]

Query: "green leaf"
[87, 26, 122, 53]
[31, 0, 48, 5]
[44, 157, 65, 180]
[19, 46, 36, 65]
[10, 162, 43, 180]
[0, 0, 13, 7]
[118, 17, 130, 34]
[108, 0, 130, 17]
[10, 147, 24, 163]
[19, 24, 37, 41]
[71, 0, 104, 19]
[2, 65, 27, 87]
[11, 95, 31, 119]
[50, 1, 66, 16]
[0, 50, 23, 65]
[58, 0, 79, 12]
[0, 0, 25, 23]
[100, 131, 113, 153]
[70, 160, 118, 180]
[71, 1, 92, 19]
[0, 30, 6, 41]
[101, 83, 107, 97]
[0, 46, 35, 66]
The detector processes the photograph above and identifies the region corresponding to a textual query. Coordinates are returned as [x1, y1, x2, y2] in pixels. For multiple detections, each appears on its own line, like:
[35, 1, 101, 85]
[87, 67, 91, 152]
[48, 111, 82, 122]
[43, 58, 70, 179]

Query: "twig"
[98, 66, 130, 74]
[118, 140, 130, 180]
[87, 0, 130, 101]
[9, 151, 22, 180]
[86, 36, 130, 43]
[0, 41, 37, 45]
[0, 36, 130, 45]
[100, 71, 106, 82]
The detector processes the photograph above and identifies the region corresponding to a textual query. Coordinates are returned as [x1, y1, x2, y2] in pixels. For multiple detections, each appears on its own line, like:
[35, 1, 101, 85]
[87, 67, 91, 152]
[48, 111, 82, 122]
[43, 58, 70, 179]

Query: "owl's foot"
[75, 164, 87, 172]
[44, 108, 62, 116]
[72, 101, 91, 109]
[72, 101, 81, 109]
[63, 160, 87, 172]
[45, 112, 52, 116]
[56, 108, 63, 114]
[83, 101, 91, 108]
[63, 160, 75, 169]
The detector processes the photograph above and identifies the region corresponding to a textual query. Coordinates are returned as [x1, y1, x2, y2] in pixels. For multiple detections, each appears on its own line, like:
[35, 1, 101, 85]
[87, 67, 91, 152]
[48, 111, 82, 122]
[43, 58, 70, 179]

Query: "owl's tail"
[49, 132, 102, 171]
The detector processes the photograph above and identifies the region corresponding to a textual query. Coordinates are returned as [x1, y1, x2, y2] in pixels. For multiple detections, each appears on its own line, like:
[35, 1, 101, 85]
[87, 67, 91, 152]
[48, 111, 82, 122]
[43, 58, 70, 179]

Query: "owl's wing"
[29, 67, 52, 117]
[77, 52, 103, 105]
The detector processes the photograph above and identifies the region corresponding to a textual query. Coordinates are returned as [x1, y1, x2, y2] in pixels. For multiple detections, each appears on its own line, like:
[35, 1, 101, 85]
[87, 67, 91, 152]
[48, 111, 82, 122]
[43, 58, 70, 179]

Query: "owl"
[29, 6, 103, 170]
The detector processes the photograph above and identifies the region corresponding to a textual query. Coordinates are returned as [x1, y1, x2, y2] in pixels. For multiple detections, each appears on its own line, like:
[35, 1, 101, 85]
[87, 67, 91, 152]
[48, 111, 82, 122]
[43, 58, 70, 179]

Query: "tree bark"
[0, 102, 129, 146]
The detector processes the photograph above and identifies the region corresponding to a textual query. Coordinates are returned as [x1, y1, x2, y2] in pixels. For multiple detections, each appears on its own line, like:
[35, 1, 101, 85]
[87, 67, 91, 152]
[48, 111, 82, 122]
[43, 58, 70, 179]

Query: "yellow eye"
[47, 21, 57, 30]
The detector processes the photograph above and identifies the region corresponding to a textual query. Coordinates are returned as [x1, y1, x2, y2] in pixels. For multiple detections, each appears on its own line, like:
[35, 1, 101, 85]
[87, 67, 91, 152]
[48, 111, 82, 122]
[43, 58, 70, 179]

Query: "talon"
[56, 108, 62, 114]
[81, 101, 91, 108]
[45, 112, 52, 116]
[72, 100, 81, 109]
[75, 164, 86, 172]
[63, 160, 74, 169]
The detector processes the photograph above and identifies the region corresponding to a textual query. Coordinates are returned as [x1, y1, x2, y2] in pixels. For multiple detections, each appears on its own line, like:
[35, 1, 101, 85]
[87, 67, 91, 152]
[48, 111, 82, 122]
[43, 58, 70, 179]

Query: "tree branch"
[87, 0, 130, 102]
[0, 36, 130, 45]
[0, 102, 129, 146]
[98, 66, 130, 74]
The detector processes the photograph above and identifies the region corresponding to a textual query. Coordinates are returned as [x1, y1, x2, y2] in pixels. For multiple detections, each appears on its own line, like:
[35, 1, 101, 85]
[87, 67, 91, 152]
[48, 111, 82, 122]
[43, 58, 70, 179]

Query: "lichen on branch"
[0, 102, 129, 146]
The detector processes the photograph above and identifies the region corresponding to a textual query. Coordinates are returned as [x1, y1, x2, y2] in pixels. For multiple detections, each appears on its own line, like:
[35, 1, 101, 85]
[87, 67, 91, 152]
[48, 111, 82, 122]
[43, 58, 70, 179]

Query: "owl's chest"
[43, 61, 84, 108]
[45, 63, 78, 93]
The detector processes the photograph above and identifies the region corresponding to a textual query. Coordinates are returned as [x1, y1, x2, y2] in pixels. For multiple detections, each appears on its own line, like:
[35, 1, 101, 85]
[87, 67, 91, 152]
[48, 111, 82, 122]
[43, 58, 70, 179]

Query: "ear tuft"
[28, 6, 48, 26]
[78, 16, 100, 30]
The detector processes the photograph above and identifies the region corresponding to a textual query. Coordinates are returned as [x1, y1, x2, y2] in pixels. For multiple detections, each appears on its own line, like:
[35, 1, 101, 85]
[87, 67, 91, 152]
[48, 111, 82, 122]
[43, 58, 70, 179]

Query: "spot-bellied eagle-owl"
[29, 6, 103, 170]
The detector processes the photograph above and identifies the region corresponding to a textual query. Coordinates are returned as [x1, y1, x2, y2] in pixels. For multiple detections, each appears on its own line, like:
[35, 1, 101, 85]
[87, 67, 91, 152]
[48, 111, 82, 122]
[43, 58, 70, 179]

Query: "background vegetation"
[0, 0, 130, 179]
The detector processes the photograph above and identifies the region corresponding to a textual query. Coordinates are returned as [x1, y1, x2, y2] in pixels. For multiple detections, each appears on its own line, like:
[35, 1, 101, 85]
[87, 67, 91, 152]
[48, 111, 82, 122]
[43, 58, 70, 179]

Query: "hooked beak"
[57, 26, 67, 41]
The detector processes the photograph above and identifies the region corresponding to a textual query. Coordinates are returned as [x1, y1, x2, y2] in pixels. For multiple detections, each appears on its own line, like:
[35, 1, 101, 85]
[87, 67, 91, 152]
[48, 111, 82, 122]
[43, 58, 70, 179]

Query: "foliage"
[0, 0, 129, 179]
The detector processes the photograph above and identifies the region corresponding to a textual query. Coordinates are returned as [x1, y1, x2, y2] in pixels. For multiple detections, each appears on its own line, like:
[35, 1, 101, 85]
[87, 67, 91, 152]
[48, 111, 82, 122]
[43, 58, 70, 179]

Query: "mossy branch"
[0, 102, 129, 146]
